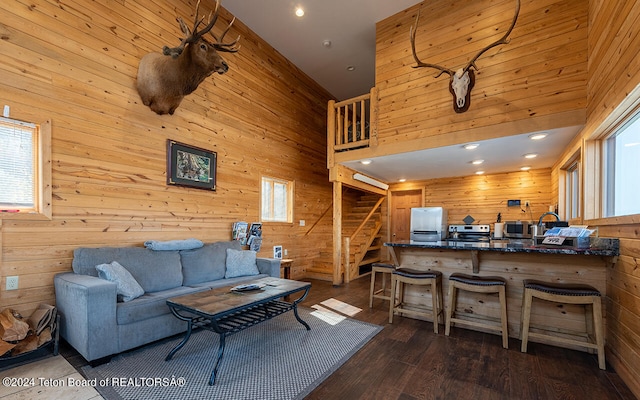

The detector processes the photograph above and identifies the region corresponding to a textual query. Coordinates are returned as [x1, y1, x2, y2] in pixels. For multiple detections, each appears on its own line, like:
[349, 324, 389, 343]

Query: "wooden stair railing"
[304, 202, 332, 237]
[343, 196, 385, 283]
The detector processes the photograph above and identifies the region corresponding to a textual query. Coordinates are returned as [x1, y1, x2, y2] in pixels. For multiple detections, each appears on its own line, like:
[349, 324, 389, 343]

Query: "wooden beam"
[329, 165, 387, 196]
[332, 181, 343, 285]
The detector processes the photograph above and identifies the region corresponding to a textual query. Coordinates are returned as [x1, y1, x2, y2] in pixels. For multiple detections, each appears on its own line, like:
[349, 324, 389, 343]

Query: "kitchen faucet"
[537, 211, 560, 230]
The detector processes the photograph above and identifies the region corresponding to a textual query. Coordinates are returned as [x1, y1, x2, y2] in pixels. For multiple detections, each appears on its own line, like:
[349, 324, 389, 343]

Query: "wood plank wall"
[549, 0, 640, 396]
[389, 168, 552, 228]
[0, 0, 333, 315]
[374, 0, 588, 153]
[376, 3, 640, 395]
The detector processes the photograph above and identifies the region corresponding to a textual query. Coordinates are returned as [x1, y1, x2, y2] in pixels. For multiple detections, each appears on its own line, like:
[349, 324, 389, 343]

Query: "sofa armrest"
[54, 272, 119, 361]
[256, 258, 280, 278]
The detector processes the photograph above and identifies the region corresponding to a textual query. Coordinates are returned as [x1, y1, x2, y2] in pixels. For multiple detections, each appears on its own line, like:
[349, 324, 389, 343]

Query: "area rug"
[81, 307, 381, 400]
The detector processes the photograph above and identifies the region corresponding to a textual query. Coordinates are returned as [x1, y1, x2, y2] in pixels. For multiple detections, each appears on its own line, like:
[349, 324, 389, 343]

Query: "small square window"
[0, 118, 37, 209]
[261, 176, 293, 223]
[0, 116, 51, 219]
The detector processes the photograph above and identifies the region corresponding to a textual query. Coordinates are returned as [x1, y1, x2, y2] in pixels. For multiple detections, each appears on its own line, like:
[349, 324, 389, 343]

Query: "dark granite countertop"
[384, 237, 619, 257]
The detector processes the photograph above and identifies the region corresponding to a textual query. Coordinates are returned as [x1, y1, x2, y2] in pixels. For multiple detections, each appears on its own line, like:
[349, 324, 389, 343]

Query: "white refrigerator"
[410, 207, 448, 242]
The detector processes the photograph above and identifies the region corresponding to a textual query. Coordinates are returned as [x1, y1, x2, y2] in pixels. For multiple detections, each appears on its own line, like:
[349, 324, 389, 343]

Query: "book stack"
[232, 222, 249, 245]
[247, 222, 262, 251]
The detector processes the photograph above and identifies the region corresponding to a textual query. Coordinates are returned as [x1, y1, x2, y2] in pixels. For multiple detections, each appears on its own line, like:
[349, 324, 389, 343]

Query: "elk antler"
[410, 10, 454, 78]
[210, 15, 240, 52]
[162, 0, 240, 58]
[410, 0, 520, 76]
[462, 0, 520, 73]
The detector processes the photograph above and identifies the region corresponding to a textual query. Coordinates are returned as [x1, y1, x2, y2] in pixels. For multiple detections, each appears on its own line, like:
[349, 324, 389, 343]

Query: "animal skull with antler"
[410, 0, 520, 113]
[136, 0, 240, 115]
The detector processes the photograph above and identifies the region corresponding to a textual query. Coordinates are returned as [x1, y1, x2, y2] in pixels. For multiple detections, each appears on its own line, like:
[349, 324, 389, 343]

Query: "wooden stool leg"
[445, 281, 456, 336]
[499, 285, 509, 349]
[431, 277, 439, 334]
[520, 288, 533, 353]
[592, 296, 606, 370]
[398, 279, 404, 307]
[389, 276, 398, 323]
[369, 270, 377, 308]
[437, 276, 444, 326]
[381, 271, 388, 293]
[584, 303, 595, 354]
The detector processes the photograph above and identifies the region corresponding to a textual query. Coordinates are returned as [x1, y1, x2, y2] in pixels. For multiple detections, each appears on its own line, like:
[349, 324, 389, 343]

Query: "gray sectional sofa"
[53, 240, 280, 362]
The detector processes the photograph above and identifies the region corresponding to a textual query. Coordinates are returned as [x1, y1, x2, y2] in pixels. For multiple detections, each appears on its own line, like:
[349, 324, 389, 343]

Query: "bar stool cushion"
[523, 279, 601, 297]
[393, 268, 442, 279]
[371, 263, 395, 269]
[449, 273, 506, 287]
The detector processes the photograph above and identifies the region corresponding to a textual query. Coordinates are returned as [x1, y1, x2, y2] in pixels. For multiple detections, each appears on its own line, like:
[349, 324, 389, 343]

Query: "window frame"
[601, 112, 640, 218]
[0, 116, 52, 221]
[260, 176, 294, 224]
[563, 156, 581, 221]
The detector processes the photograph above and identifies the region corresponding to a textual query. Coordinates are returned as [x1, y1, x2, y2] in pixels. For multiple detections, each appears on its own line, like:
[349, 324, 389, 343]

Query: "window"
[0, 116, 51, 219]
[603, 114, 640, 217]
[261, 176, 293, 223]
[564, 158, 580, 220]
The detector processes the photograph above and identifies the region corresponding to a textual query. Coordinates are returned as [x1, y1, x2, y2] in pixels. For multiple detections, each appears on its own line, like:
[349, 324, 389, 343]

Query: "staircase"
[305, 194, 383, 282]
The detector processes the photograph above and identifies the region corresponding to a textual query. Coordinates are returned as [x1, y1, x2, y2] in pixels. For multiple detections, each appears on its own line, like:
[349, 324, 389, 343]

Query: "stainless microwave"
[504, 221, 533, 239]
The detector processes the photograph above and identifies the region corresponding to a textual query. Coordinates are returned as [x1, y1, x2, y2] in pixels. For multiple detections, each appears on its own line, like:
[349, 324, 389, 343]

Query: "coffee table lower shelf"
[165, 281, 310, 385]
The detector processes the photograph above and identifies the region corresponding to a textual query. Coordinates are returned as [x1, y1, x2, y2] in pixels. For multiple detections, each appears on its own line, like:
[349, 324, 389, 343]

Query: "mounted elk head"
[136, 0, 240, 115]
[410, 0, 520, 113]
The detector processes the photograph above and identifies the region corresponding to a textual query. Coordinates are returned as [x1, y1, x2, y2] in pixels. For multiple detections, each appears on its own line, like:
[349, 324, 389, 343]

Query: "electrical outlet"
[6, 276, 19, 290]
[284, 249, 288, 256]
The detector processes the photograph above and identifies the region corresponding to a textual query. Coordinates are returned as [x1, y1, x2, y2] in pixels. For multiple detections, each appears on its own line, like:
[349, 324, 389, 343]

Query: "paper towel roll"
[494, 223, 504, 238]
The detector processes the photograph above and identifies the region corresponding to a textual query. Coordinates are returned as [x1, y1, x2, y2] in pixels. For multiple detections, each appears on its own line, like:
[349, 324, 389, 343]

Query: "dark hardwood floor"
[300, 277, 637, 400]
[58, 276, 637, 400]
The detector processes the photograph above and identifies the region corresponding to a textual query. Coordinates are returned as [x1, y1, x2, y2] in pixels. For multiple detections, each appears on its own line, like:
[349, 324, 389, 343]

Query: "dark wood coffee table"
[165, 277, 311, 385]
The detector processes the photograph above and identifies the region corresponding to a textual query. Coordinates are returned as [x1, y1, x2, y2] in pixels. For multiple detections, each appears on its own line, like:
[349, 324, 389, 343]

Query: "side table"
[280, 258, 293, 279]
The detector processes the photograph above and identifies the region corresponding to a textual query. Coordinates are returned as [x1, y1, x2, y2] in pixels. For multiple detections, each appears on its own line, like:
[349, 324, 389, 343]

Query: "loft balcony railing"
[327, 88, 378, 166]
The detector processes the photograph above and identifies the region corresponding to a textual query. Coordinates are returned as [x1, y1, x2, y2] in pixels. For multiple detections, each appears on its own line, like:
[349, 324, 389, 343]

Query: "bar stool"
[520, 279, 605, 370]
[445, 273, 509, 349]
[389, 268, 443, 333]
[369, 262, 395, 308]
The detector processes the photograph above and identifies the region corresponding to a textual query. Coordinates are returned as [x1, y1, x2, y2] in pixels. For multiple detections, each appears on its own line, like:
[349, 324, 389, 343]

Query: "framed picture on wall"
[273, 245, 283, 259]
[167, 140, 216, 191]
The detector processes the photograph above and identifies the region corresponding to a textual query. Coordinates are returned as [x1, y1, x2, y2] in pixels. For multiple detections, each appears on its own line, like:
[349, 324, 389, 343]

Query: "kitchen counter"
[381, 237, 619, 345]
[385, 237, 619, 256]
[385, 237, 619, 273]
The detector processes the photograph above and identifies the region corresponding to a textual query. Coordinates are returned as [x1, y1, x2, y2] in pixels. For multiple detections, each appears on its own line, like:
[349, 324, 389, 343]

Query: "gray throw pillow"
[225, 249, 260, 279]
[96, 261, 145, 302]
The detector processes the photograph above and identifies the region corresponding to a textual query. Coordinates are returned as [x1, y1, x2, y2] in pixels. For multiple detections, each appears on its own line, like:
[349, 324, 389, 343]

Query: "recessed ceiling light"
[475, 171, 485, 175]
[346, 65, 356, 71]
[524, 153, 538, 159]
[360, 159, 371, 165]
[471, 159, 484, 165]
[398, 178, 406, 182]
[529, 133, 547, 140]
[463, 143, 479, 150]
[520, 166, 531, 171]
[295, 7, 304, 17]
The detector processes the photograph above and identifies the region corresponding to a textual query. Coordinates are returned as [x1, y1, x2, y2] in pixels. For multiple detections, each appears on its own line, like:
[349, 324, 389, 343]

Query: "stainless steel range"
[448, 224, 491, 242]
